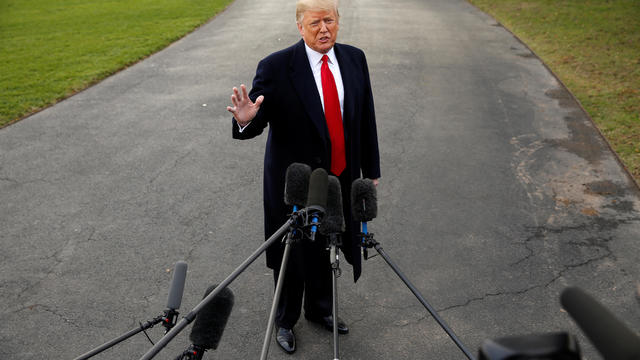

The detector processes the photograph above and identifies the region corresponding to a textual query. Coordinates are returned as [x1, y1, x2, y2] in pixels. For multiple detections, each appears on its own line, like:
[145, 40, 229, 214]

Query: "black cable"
[140, 322, 155, 345]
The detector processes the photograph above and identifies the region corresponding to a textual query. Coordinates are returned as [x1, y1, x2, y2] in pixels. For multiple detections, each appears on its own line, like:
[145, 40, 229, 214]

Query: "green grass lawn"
[0, 0, 232, 128]
[468, 0, 640, 183]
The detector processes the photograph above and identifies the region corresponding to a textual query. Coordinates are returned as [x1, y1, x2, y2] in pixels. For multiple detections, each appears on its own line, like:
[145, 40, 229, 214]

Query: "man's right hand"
[226, 84, 264, 127]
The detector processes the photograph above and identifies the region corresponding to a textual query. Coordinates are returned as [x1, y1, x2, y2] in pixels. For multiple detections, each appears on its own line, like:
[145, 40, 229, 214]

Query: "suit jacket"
[232, 39, 380, 281]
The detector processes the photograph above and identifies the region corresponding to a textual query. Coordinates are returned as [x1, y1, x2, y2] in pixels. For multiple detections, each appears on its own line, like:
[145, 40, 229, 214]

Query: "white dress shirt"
[304, 43, 344, 118]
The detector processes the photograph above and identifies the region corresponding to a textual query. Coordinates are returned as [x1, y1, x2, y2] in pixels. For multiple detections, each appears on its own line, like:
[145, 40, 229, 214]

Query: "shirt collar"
[304, 42, 337, 67]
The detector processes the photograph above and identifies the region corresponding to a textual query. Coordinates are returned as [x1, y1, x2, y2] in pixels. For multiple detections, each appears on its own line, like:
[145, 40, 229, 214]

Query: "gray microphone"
[319, 175, 345, 236]
[306, 168, 328, 241]
[560, 286, 640, 360]
[163, 261, 187, 332]
[167, 261, 187, 311]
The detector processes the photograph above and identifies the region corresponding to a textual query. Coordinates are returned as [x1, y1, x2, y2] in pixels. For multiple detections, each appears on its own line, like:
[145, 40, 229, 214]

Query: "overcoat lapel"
[289, 40, 330, 146]
[334, 43, 355, 147]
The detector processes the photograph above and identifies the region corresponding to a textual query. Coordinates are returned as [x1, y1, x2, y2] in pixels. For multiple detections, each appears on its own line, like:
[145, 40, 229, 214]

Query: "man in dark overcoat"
[227, 0, 380, 354]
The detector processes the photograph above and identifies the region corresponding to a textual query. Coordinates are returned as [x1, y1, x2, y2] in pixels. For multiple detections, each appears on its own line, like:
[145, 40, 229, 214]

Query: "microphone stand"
[328, 233, 342, 360]
[360, 232, 476, 360]
[260, 216, 303, 360]
[139, 214, 301, 360]
[74, 309, 178, 360]
[260, 205, 325, 360]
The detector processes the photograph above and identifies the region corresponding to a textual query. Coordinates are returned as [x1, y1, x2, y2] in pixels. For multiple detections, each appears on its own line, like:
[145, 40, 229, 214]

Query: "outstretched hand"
[226, 84, 264, 127]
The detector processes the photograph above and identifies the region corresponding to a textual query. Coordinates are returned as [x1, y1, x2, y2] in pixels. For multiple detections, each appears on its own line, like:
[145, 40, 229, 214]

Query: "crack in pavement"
[509, 216, 640, 267]
[437, 253, 612, 314]
[20, 304, 80, 329]
[0, 177, 19, 185]
[147, 147, 196, 185]
[439, 216, 639, 313]
[0, 176, 55, 187]
[6, 228, 98, 308]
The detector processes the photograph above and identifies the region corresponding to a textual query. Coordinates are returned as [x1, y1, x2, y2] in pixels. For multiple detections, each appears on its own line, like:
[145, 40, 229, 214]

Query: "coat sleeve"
[359, 51, 381, 180]
[232, 58, 272, 140]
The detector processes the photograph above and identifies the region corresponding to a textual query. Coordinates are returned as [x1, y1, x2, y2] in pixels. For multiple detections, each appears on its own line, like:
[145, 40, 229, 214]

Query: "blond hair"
[296, 0, 339, 23]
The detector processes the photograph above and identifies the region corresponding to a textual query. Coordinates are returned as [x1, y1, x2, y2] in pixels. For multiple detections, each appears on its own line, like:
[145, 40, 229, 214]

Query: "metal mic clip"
[162, 309, 179, 333]
[305, 205, 324, 241]
[359, 232, 377, 260]
[286, 208, 305, 244]
[176, 344, 205, 360]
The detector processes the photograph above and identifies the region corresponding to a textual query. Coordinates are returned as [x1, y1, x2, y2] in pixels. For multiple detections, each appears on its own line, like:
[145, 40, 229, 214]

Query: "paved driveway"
[1, 0, 639, 359]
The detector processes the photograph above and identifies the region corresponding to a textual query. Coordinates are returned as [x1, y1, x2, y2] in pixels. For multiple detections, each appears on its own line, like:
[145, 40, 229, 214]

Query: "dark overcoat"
[232, 39, 380, 281]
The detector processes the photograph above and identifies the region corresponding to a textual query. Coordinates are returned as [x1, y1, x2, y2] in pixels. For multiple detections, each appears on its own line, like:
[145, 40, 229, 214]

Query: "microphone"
[479, 332, 581, 359]
[167, 261, 188, 310]
[306, 168, 328, 241]
[176, 285, 235, 360]
[351, 178, 377, 257]
[164, 261, 188, 331]
[351, 178, 377, 223]
[560, 286, 640, 360]
[284, 162, 311, 211]
[73, 261, 188, 360]
[319, 175, 345, 236]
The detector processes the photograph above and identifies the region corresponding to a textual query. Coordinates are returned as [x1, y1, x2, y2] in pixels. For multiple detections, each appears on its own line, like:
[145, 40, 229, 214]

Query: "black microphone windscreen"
[284, 163, 311, 207]
[319, 175, 345, 235]
[166, 261, 187, 310]
[351, 178, 377, 222]
[560, 286, 640, 360]
[306, 168, 328, 210]
[189, 285, 235, 350]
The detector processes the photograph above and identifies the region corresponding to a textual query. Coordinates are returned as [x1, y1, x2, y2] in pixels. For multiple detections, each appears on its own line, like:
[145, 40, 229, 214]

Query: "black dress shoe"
[306, 314, 349, 334]
[276, 327, 296, 354]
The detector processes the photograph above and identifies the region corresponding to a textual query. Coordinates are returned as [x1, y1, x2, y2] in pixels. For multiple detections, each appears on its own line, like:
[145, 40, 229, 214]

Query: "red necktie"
[321, 55, 346, 176]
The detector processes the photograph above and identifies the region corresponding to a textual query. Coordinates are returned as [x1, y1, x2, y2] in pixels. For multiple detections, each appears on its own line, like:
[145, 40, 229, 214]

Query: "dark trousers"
[273, 233, 333, 329]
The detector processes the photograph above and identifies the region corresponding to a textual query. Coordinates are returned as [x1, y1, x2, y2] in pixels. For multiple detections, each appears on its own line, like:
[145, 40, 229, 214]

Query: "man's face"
[297, 9, 339, 54]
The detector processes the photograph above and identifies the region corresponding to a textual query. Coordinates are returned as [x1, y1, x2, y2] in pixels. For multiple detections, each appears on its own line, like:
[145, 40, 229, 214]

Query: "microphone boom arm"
[74, 312, 171, 360]
[139, 215, 299, 360]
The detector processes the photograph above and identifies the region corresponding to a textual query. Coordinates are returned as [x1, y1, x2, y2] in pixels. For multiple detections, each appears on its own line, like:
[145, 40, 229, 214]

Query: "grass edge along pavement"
[2, 0, 638, 188]
[467, 0, 640, 187]
[0, 0, 233, 129]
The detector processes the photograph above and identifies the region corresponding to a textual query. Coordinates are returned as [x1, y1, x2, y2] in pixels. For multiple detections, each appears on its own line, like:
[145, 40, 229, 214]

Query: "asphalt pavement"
[1, 0, 639, 359]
